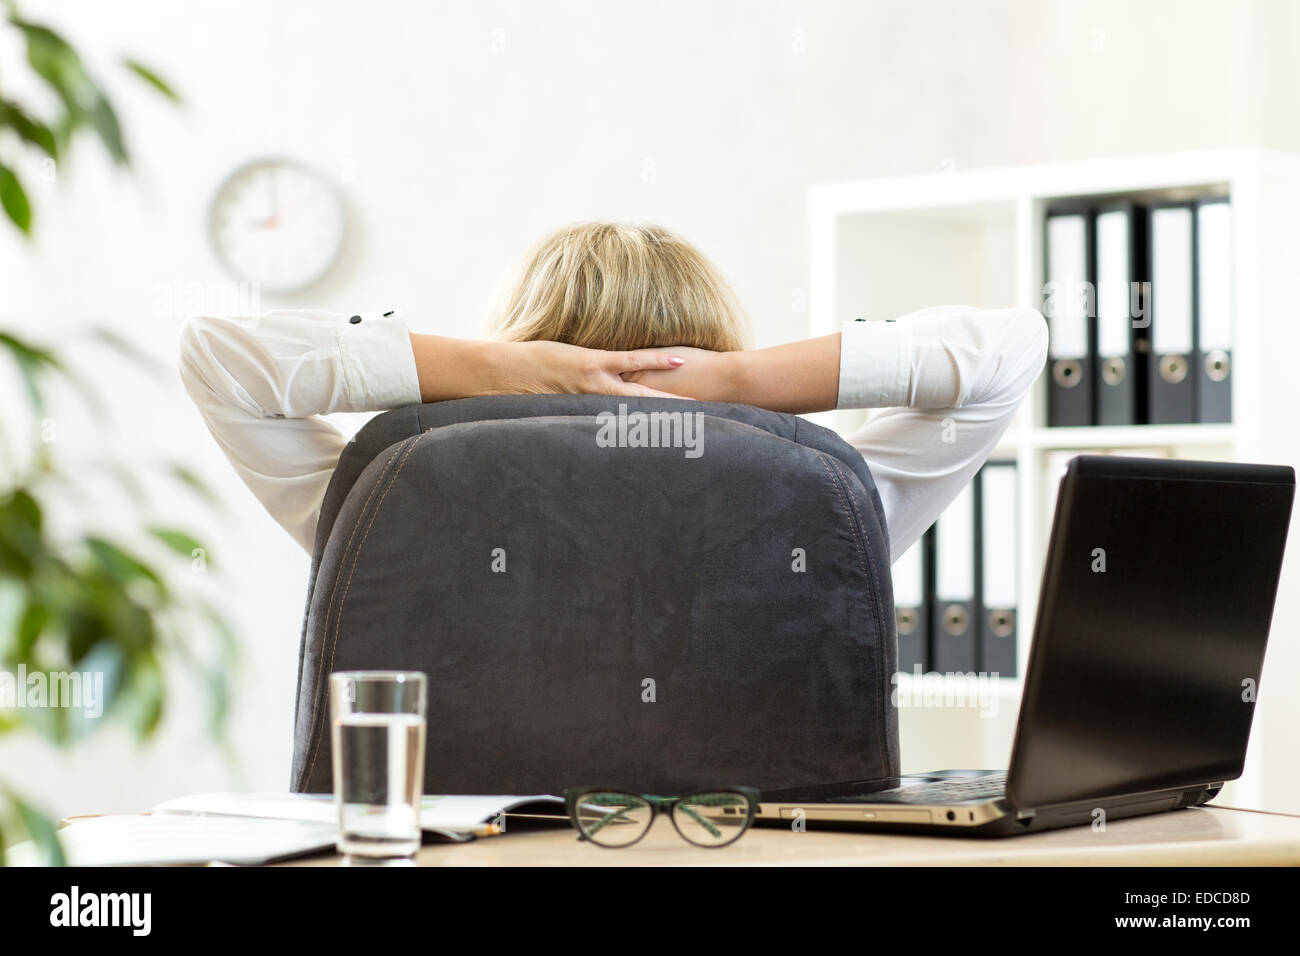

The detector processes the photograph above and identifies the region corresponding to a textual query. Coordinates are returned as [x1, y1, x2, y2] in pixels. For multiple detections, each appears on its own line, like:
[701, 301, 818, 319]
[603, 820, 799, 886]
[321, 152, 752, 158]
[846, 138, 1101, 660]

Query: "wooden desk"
[283, 805, 1300, 866]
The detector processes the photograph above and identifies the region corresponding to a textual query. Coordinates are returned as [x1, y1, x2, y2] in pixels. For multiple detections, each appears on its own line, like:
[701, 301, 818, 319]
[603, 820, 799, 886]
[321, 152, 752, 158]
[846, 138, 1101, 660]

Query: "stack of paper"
[6, 814, 340, 866]
[6, 792, 564, 866]
[152, 791, 563, 833]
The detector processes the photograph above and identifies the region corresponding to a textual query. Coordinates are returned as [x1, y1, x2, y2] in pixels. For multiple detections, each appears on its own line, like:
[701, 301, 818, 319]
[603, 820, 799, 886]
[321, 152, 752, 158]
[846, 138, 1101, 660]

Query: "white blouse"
[178, 306, 1048, 561]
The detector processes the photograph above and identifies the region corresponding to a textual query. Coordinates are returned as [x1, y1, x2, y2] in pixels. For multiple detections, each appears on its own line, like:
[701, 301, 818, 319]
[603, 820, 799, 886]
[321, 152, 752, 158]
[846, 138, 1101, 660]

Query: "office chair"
[290, 395, 898, 795]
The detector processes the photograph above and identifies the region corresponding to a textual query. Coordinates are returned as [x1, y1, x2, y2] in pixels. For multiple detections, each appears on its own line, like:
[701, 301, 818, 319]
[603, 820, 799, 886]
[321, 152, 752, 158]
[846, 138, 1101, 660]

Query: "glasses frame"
[563, 786, 760, 849]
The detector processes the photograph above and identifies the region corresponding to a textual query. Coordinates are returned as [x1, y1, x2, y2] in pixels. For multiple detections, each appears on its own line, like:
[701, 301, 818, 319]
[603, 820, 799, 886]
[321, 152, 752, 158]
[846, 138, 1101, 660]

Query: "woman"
[179, 221, 1047, 561]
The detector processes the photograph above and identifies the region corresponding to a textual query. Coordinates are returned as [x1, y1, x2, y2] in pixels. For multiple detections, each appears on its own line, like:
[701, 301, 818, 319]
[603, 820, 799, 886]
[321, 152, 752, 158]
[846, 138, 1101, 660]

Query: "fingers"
[613, 381, 685, 399]
[605, 350, 685, 373]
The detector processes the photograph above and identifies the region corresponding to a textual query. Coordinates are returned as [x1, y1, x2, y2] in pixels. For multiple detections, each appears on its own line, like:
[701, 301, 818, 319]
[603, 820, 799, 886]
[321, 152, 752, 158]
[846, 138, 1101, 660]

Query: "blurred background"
[3, 0, 1299, 824]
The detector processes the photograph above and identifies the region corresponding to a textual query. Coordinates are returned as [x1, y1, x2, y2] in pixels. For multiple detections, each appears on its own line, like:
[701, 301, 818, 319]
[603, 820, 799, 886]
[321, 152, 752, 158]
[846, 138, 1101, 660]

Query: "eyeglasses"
[564, 787, 760, 848]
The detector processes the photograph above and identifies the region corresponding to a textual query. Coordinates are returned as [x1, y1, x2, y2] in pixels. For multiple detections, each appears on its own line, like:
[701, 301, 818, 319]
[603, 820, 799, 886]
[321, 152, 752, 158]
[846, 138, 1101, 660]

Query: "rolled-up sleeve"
[837, 305, 1048, 562]
[837, 317, 914, 409]
[178, 308, 421, 552]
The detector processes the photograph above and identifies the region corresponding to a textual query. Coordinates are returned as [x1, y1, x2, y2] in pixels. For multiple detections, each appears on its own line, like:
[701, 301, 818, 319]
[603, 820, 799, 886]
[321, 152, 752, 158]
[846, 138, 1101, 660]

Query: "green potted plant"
[0, 2, 233, 865]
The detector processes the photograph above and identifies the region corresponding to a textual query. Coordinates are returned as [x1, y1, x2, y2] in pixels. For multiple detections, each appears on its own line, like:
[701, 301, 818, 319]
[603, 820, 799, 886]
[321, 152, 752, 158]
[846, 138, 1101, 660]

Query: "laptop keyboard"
[868, 771, 1008, 805]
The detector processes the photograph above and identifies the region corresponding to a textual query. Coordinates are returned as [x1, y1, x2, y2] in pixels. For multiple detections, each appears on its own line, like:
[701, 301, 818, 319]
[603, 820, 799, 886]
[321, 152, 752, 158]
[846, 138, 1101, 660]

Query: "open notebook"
[8, 793, 565, 867]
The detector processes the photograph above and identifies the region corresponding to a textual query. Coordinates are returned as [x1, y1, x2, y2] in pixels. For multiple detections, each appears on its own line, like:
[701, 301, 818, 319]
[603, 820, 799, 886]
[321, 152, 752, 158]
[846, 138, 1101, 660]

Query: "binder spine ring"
[896, 608, 918, 635]
[1205, 349, 1230, 382]
[989, 608, 1016, 639]
[1101, 356, 1127, 386]
[1052, 358, 1083, 389]
[1159, 354, 1189, 384]
[941, 604, 970, 636]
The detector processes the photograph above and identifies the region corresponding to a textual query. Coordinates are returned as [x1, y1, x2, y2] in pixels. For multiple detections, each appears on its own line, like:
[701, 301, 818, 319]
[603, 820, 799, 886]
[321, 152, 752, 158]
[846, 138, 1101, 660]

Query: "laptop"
[757, 454, 1295, 836]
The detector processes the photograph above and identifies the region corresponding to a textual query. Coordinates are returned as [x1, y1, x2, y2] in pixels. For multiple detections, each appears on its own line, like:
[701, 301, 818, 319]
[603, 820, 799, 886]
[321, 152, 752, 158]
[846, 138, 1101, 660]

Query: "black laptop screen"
[1007, 455, 1294, 810]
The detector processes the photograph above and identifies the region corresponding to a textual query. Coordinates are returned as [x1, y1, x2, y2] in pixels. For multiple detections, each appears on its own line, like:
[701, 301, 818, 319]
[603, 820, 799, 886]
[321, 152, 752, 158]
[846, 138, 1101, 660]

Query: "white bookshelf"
[808, 148, 1300, 810]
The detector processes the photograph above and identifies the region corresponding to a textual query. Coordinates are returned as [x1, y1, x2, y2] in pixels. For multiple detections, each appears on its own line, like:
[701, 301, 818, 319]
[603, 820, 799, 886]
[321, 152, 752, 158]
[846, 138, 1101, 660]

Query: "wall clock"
[208, 158, 346, 291]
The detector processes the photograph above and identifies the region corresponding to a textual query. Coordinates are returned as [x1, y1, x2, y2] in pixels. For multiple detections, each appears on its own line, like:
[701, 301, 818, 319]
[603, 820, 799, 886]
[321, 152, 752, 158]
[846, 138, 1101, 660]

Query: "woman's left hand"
[620, 346, 743, 403]
[488, 339, 690, 398]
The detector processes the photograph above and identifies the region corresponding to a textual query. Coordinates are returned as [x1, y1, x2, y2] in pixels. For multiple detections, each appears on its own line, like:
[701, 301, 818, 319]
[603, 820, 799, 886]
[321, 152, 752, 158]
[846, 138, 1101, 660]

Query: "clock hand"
[251, 197, 306, 229]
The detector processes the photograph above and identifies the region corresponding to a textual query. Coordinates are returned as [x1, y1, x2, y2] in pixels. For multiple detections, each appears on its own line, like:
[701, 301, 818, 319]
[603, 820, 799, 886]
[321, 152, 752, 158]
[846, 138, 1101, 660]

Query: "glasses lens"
[571, 792, 654, 847]
[672, 791, 752, 847]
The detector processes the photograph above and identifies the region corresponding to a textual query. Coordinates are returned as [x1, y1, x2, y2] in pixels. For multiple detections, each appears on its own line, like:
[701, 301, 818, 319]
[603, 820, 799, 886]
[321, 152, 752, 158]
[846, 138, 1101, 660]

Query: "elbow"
[178, 313, 230, 360]
[1008, 308, 1050, 403]
[178, 314, 244, 406]
[1016, 306, 1049, 378]
[177, 315, 217, 397]
[986, 306, 1049, 407]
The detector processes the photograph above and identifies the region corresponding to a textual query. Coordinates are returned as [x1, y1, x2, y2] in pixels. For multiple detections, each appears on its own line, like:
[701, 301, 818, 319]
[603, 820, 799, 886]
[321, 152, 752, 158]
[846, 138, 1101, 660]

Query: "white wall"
[2, 0, 1297, 817]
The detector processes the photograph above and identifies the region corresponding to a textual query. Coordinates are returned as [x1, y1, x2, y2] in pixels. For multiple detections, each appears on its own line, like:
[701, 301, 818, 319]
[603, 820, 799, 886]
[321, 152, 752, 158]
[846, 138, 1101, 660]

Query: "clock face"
[208, 159, 345, 291]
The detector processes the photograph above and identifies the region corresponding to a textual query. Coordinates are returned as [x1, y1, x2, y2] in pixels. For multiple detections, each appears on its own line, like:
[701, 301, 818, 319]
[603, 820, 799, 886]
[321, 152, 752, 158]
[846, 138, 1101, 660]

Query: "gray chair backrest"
[290, 395, 898, 795]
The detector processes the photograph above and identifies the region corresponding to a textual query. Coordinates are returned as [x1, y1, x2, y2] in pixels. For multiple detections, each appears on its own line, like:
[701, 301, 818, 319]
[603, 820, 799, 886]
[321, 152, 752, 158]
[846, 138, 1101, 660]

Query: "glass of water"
[329, 670, 427, 859]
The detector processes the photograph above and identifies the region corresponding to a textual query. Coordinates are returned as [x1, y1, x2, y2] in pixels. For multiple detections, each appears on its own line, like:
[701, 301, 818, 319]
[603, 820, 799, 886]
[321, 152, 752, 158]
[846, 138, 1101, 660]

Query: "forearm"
[409, 333, 506, 402]
[725, 334, 842, 415]
[736, 307, 1050, 415]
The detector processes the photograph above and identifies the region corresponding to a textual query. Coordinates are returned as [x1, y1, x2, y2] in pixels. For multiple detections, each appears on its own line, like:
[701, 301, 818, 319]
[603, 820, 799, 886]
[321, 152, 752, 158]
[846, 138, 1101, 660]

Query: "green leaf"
[86, 93, 128, 166]
[0, 164, 32, 235]
[50, 111, 75, 156]
[148, 527, 206, 564]
[5, 489, 43, 536]
[0, 489, 44, 574]
[0, 332, 62, 369]
[13, 17, 135, 166]
[87, 324, 165, 374]
[0, 331, 61, 410]
[122, 58, 180, 103]
[0, 99, 58, 158]
[15, 602, 49, 657]
[168, 462, 221, 506]
[11, 19, 77, 55]
[124, 654, 163, 738]
[14, 19, 89, 117]
[10, 793, 67, 866]
[70, 640, 126, 737]
[0, 578, 25, 658]
[84, 537, 166, 596]
[205, 664, 230, 735]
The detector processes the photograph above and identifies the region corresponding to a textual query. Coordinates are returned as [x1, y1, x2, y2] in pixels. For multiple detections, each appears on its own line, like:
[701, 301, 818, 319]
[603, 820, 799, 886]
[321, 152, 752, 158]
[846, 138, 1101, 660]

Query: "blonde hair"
[484, 222, 749, 352]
